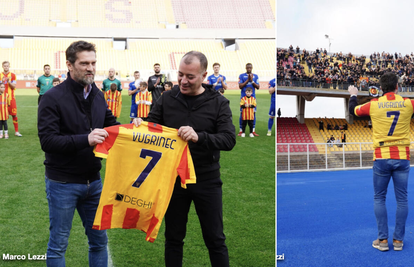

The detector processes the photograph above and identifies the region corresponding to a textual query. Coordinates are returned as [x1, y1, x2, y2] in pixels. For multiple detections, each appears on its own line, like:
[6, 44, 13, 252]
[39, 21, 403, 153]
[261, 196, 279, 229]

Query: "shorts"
[9, 98, 17, 116]
[129, 104, 138, 118]
[269, 102, 275, 117]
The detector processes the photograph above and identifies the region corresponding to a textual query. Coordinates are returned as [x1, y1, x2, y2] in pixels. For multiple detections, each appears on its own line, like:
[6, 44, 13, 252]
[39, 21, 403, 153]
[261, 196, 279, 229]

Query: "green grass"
[0, 89, 275, 266]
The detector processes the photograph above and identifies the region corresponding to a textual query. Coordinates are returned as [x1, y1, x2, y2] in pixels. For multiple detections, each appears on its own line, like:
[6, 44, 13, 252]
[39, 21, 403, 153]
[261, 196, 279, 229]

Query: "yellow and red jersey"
[0, 92, 11, 120]
[92, 122, 196, 242]
[136, 90, 152, 118]
[104, 90, 122, 118]
[240, 96, 256, 120]
[354, 92, 414, 160]
[0, 72, 16, 100]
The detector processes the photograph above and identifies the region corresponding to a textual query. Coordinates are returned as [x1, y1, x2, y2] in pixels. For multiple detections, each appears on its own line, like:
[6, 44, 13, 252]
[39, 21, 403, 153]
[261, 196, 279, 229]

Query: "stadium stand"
[279, 116, 414, 155]
[0, 0, 274, 29]
[277, 45, 414, 92]
[0, 0, 274, 81]
[0, 37, 275, 81]
[277, 117, 318, 153]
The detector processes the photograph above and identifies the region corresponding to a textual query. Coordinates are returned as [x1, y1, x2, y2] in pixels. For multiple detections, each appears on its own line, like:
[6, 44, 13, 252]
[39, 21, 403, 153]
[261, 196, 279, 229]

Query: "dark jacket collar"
[66, 72, 100, 98]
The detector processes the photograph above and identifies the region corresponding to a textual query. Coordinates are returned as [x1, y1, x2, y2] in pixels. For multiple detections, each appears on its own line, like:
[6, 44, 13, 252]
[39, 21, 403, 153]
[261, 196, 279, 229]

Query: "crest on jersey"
[369, 86, 380, 97]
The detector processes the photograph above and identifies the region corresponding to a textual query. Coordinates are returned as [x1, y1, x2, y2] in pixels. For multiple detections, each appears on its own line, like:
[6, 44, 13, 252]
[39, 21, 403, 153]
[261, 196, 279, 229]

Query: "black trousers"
[242, 120, 253, 133]
[38, 95, 43, 105]
[165, 176, 229, 267]
[0, 120, 7, 130]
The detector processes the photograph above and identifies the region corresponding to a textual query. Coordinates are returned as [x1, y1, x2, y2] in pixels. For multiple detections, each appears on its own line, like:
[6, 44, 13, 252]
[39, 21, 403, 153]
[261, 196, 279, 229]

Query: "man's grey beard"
[78, 75, 94, 86]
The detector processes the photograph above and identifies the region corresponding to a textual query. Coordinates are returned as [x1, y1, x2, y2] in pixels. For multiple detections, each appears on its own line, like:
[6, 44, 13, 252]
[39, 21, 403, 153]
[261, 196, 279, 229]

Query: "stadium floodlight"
[325, 34, 333, 54]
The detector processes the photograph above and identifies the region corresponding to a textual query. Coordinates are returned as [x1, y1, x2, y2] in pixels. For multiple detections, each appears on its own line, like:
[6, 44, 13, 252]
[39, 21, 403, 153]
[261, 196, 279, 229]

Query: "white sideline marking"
[108, 243, 114, 267]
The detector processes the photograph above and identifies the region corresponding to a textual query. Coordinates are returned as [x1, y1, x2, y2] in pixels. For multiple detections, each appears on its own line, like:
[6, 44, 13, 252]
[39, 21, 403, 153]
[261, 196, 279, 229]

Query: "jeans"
[45, 177, 108, 267]
[373, 159, 409, 241]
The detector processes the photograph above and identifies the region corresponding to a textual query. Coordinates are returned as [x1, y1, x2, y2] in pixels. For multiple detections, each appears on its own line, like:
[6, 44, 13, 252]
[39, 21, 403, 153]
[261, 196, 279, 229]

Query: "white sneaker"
[249, 133, 254, 138]
[241, 133, 245, 137]
[267, 131, 271, 136]
[15, 132, 22, 137]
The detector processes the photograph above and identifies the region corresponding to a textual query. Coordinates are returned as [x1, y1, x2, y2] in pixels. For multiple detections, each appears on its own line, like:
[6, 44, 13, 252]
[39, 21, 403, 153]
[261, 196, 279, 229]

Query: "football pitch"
[0, 89, 275, 266]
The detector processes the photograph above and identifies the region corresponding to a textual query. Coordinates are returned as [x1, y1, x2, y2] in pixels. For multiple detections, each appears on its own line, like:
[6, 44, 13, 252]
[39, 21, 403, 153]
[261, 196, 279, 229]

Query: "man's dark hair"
[246, 63, 253, 67]
[379, 72, 398, 93]
[213, 62, 220, 67]
[182, 51, 208, 73]
[44, 64, 50, 69]
[66, 41, 96, 64]
[134, 70, 139, 74]
[154, 63, 160, 67]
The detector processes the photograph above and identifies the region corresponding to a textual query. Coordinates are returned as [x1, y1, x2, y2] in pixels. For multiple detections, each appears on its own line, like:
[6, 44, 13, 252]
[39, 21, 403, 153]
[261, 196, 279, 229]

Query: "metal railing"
[277, 78, 414, 93]
[277, 78, 368, 91]
[277, 142, 414, 173]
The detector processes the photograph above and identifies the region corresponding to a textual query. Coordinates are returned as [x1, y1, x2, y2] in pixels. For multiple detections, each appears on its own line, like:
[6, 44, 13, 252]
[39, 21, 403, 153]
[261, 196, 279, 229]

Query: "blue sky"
[277, 0, 414, 118]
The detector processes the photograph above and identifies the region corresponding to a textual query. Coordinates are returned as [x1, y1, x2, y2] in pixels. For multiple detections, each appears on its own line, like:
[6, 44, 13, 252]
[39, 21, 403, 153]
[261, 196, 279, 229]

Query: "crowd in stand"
[277, 45, 414, 92]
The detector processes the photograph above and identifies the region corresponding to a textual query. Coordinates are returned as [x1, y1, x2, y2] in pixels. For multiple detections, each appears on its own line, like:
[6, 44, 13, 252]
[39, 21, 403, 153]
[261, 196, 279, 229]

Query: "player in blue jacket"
[207, 63, 227, 91]
[128, 71, 142, 122]
[238, 63, 260, 136]
[267, 78, 276, 136]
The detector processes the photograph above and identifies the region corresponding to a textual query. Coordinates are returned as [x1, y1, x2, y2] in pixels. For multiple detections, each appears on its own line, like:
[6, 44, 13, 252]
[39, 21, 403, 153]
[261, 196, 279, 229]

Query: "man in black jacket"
[134, 51, 236, 267]
[148, 63, 168, 103]
[38, 41, 119, 267]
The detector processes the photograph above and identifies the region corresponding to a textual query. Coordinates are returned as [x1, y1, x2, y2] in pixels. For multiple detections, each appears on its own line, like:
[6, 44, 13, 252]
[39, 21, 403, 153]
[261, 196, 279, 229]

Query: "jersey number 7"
[386, 111, 400, 136]
[132, 149, 162, 188]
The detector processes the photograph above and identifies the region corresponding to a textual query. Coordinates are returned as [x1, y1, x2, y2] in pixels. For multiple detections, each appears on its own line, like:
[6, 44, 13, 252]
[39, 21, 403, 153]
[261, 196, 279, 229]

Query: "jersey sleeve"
[94, 125, 121, 158]
[11, 73, 16, 84]
[118, 93, 122, 117]
[252, 97, 257, 107]
[117, 80, 122, 91]
[177, 144, 196, 189]
[354, 101, 371, 117]
[148, 92, 152, 104]
[410, 99, 414, 111]
[238, 74, 243, 84]
[207, 76, 212, 84]
[240, 97, 245, 106]
[269, 78, 275, 88]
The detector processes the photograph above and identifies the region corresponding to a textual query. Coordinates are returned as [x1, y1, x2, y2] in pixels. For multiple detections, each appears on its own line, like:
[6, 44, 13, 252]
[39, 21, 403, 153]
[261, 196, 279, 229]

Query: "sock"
[268, 117, 274, 131]
[253, 128, 256, 132]
[4, 130, 8, 135]
[13, 116, 18, 132]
